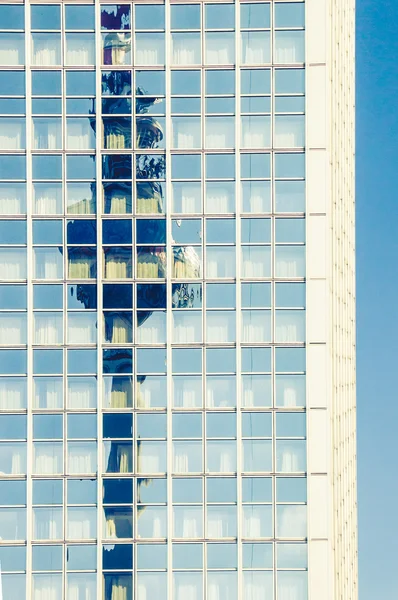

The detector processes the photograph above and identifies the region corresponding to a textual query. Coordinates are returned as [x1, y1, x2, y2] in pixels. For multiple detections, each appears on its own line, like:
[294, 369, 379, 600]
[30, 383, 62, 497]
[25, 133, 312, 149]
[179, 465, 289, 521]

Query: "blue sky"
[356, 0, 398, 597]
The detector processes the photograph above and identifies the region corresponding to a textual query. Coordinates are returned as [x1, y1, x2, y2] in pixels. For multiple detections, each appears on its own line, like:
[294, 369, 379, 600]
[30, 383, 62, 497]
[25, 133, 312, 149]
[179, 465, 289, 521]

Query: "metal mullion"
[234, 2, 243, 597]
[270, 4, 278, 595]
[94, 1, 103, 596]
[164, 1, 173, 599]
[25, 2, 34, 597]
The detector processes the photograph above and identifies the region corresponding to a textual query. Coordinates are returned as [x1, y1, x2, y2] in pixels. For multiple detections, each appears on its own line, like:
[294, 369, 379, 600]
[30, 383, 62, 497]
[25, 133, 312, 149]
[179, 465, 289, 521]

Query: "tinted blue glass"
[241, 153, 271, 178]
[275, 347, 306, 372]
[0, 71, 25, 96]
[172, 478, 201, 502]
[67, 479, 97, 504]
[0, 350, 26, 374]
[206, 70, 235, 95]
[206, 154, 235, 179]
[171, 4, 201, 29]
[0, 221, 26, 244]
[242, 477, 272, 502]
[206, 348, 235, 373]
[33, 220, 62, 245]
[275, 153, 305, 178]
[207, 478, 236, 502]
[241, 347, 271, 372]
[206, 283, 235, 308]
[102, 155, 131, 180]
[242, 413, 272, 437]
[67, 545, 97, 570]
[102, 98, 131, 114]
[275, 3, 305, 28]
[32, 155, 62, 180]
[2, 574, 25, 596]
[0, 480, 26, 505]
[276, 412, 306, 437]
[101, 5, 131, 30]
[172, 414, 202, 438]
[68, 350, 97, 374]
[206, 3, 235, 28]
[137, 284, 166, 309]
[275, 282, 305, 308]
[103, 478, 133, 504]
[243, 543, 273, 568]
[241, 69, 271, 95]
[206, 413, 236, 437]
[67, 98, 96, 115]
[32, 98, 62, 114]
[0, 547, 25, 571]
[103, 349, 133, 374]
[0, 285, 27, 309]
[0, 415, 26, 439]
[136, 155, 165, 180]
[103, 284, 132, 309]
[172, 348, 201, 373]
[173, 544, 203, 569]
[136, 220, 166, 244]
[68, 414, 97, 439]
[276, 477, 307, 502]
[275, 69, 305, 94]
[33, 415, 63, 440]
[68, 284, 97, 309]
[67, 220, 96, 244]
[103, 545, 132, 570]
[241, 3, 270, 28]
[33, 349, 62, 375]
[241, 219, 271, 243]
[0, 5, 24, 29]
[135, 4, 165, 29]
[65, 5, 95, 29]
[103, 414, 133, 439]
[206, 219, 235, 243]
[0, 99, 25, 114]
[136, 71, 165, 96]
[137, 478, 166, 503]
[241, 283, 271, 308]
[103, 220, 132, 244]
[137, 348, 166, 374]
[172, 97, 201, 114]
[32, 71, 62, 96]
[102, 71, 132, 96]
[138, 414, 167, 438]
[32, 546, 62, 571]
[67, 155, 96, 180]
[33, 479, 63, 504]
[137, 545, 167, 569]
[172, 220, 201, 244]
[171, 155, 201, 179]
[66, 71, 96, 96]
[208, 544, 237, 568]
[0, 156, 25, 180]
[171, 70, 201, 95]
[31, 5, 61, 29]
[33, 285, 63, 309]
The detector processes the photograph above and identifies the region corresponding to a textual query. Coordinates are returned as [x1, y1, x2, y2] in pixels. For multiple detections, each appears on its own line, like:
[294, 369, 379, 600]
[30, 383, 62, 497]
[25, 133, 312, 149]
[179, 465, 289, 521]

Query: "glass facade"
[0, 2, 307, 599]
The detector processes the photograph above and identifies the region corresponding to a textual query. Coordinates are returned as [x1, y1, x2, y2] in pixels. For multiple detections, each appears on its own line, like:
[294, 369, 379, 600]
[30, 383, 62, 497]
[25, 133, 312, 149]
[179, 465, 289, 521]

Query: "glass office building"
[0, 1, 357, 599]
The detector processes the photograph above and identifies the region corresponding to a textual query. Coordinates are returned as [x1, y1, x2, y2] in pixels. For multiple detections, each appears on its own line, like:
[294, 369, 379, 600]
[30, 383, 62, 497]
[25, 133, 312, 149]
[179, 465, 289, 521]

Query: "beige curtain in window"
[68, 257, 91, 279]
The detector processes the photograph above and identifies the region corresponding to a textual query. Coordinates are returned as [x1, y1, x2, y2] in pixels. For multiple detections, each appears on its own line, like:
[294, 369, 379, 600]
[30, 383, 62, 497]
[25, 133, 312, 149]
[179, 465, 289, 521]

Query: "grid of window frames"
[0, 1, 307, 599]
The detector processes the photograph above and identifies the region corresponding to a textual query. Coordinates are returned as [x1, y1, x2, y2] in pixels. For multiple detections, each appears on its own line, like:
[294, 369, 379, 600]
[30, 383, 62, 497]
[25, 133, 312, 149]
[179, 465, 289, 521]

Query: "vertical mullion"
[94, 1, 103, 597]
[164, 2, 174, 600]
[235, 0, 243, 594]
[25, 2, 33, 598]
